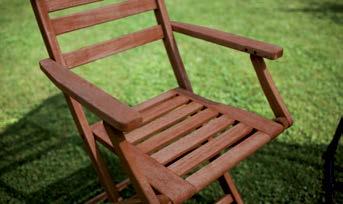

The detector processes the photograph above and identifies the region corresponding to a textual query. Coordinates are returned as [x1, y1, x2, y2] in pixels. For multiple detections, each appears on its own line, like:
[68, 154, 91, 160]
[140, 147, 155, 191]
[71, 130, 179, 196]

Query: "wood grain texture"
[155, 0, 193, 91]
[63, 25, 164, 68]
[219, 173, 244, 204]
[139, 95, 189, 124]
[133, 90, 177, 112]
[122, 140, 196, 203]
[104, 123, 160, 203]
[45, 0, 102, 12]
[30, 0, 65, 63]
[152, 115, 234, 165]
[171, 21, 283, 60]
[137, 109, 218, 154]
[168, 123, 253, 176]
[66, 97, 122, 201]
[126, 102, 203, 144]
[40, 59, 142, 131]
[32, 0, 124, 202]
[251, 55, 293, 127]
[186, 131, 272, 191]
[32, 0, 293, 202]
[174, 88, 284, 136]
[92, 121, 116, 151]
[52, 0, 157, 34]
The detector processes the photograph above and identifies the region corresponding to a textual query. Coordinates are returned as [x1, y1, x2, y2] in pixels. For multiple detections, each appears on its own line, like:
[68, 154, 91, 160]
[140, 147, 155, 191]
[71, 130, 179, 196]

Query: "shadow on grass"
[283, 2, 343, 25]
[0, 94, 131, 203]
[0, 94, 340, 203]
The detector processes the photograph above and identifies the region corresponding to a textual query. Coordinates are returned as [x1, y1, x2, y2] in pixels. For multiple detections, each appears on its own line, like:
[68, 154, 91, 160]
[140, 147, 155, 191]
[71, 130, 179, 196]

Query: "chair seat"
[91, 87, 285, 197]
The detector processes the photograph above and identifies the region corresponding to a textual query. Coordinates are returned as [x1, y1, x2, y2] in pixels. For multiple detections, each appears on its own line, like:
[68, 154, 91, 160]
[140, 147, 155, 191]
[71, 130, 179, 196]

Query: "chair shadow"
[282, 2, 343, 25]
[0, 94, 341, 203]
[0, 94, 132, 203]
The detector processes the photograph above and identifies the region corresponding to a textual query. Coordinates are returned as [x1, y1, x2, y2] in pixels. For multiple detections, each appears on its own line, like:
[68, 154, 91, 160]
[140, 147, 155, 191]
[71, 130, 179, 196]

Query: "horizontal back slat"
[63, 25, 164, 68]
[45, 0, 103, 12]
[52, 0, 157, 35]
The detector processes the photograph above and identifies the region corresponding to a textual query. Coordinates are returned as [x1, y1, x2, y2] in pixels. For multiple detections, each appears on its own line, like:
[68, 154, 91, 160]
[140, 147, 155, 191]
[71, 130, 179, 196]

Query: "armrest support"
[171, 21, 283, 60]
[250, 55, 293, 127]
[40, 59, 142, 132]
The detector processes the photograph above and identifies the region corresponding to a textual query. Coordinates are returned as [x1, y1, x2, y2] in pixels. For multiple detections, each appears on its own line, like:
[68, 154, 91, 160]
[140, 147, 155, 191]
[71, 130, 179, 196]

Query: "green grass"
[0, 0, 342, 203]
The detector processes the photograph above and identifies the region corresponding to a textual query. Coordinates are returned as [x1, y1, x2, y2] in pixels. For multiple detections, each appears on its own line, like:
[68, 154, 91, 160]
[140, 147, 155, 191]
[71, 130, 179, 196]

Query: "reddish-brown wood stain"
[31, 0, 292, 203]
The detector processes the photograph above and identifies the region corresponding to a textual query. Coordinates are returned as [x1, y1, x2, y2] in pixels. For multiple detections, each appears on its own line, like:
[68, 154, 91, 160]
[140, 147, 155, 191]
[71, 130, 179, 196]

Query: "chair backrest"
[31, 1, 194, 202]
[31, 0, 185, 73]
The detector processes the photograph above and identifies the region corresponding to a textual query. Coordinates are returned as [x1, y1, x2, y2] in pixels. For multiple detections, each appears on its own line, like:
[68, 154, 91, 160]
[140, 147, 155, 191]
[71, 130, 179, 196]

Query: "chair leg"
[65, 96, 122, 202]
[104, 123, 161, 203]
[89, 141, 123, 202]
[217, 173, 243, 204]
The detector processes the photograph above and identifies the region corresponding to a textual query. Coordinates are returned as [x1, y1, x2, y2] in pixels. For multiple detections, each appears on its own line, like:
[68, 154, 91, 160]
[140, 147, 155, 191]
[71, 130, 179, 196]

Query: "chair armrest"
[40, 59, 142, 132]
[171, 21, 283, 60]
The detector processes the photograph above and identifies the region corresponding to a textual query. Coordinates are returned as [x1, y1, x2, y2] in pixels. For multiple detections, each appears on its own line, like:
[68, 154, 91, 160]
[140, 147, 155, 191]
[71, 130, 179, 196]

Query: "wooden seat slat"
[127, 102, 203, 144]
[186, 131, 271, 191]
[133, 90, 177, 112]
[168, 123, 253, 176]
[152, 115, 235, 165]
[174, 88, 284, 136]
[139, 95, 189, 124]
[137, 109, 218, 154]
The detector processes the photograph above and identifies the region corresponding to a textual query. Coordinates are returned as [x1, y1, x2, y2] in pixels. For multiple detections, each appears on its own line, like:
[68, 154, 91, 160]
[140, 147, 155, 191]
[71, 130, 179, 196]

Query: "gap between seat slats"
[151, 115, 235, 165]
[51, 0, 157, 35]
[62, 25, 164, 68]
[168, 123, 253, 176]
[133, 90, 178, 112]
[137, 109, 218, 154]
[186, 131, 272, 191]
[91, 101, 202, 153]
[174, 88, 284, 136]
[91, 91, 188, 151]
[45, 0, 103, 12]
[137, 95, 190, 125]
[126, 102, 203, 144]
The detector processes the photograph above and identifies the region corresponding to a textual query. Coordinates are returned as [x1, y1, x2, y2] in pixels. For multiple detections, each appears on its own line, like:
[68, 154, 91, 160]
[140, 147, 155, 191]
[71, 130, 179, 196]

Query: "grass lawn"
[1, 0, 342, 203]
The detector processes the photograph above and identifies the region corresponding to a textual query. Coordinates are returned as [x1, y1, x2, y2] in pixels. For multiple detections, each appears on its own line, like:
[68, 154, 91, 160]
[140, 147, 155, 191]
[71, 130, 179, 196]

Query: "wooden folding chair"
[31, 0, 293, 203]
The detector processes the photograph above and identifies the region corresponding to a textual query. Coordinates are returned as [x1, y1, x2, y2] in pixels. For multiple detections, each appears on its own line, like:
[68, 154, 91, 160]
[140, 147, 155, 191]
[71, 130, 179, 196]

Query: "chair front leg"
[65, 96, 121, 202]
[103, 123, 161, 204]
[250, 55, 293, 127]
